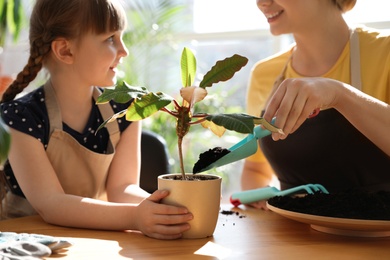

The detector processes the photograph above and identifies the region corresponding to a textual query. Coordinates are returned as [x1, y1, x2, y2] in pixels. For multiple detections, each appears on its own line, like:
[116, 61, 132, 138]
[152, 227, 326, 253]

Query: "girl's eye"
[107, 35, 115, 43]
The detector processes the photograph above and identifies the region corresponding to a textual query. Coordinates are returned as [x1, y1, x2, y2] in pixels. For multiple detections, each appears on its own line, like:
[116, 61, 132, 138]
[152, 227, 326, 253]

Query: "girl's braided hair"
[1, 0, 126, 103]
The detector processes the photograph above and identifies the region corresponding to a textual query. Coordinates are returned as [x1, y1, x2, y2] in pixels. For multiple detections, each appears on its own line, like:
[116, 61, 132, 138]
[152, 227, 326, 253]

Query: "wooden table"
[0, 204, 388, 259]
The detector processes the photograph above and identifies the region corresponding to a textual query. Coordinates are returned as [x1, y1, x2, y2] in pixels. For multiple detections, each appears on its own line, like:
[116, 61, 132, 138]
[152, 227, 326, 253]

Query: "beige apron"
[2, 82, 120, 218]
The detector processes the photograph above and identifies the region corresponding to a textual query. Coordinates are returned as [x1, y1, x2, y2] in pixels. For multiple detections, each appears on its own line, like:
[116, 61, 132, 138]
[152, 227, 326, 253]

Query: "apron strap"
[350, 28, 362, 90]
[44, 82, 120, 149]
[44, 81, 63, 134]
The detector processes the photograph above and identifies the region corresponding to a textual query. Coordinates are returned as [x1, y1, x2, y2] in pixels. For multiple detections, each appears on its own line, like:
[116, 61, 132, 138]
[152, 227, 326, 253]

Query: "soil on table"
[268, 190, 390, 220]
[192, 147, 230, 173]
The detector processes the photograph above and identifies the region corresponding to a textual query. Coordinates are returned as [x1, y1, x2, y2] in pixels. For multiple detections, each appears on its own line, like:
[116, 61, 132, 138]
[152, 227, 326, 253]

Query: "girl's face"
[256, 0, 328, 35]
[71, 30, 128, 87]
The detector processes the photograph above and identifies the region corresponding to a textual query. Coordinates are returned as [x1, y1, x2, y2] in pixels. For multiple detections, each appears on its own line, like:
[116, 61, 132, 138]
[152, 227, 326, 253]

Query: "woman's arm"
[335, 82, 390, 156]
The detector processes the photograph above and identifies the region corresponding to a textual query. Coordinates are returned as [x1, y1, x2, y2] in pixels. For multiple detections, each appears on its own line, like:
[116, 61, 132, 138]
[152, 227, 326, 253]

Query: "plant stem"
[161, 107, 178, 117]
[177, 136, 186, 179]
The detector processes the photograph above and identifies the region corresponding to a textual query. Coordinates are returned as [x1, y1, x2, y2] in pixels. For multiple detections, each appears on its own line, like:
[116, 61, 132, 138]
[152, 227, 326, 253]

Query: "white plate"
[267, 202, 390, 237]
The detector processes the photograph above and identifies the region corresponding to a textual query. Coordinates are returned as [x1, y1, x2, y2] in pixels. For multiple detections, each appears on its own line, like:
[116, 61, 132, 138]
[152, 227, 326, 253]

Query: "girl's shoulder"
[1, 86, 49, 145]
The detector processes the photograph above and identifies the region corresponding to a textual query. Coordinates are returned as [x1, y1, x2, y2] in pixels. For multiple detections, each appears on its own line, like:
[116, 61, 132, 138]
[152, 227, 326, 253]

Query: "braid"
[1, 40, 51, 103]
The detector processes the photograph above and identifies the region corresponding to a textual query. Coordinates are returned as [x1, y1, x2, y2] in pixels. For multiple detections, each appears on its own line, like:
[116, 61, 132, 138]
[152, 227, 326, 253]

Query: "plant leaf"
[180, 86, 207, 107]
[96, 81, 149, 104]
[5, 0, 15, 34]
[96, 109, 127, 133]
[180, 47, 196, 87]
[253, 118, 284, 134]
[199, 54, 248, 89]
[126, 92, 173, 121]
[11, 0, 23, 42]
[200, 120, 226, 137]
[205, 113, 283, 134]
[0, 117, 11, 165]
[205, 113, 257, 134]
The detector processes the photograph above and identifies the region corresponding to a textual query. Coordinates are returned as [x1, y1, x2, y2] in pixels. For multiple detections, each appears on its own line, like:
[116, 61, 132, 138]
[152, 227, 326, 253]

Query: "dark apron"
[260, 29, 390, 193]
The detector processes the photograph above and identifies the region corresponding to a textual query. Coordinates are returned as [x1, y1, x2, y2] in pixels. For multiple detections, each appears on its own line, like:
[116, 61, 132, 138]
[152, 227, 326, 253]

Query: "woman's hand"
[134, 190, 193, 240]
[246, 200, 269, 210]
[264, 77, 342, 140]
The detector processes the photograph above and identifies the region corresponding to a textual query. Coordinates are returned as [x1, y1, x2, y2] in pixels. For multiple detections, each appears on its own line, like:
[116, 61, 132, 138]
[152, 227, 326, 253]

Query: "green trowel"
[194, 117, 280, 173]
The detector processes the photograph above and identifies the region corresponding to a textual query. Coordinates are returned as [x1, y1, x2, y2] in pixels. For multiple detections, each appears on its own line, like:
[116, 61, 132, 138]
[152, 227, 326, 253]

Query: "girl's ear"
[51, 38, 74, 64]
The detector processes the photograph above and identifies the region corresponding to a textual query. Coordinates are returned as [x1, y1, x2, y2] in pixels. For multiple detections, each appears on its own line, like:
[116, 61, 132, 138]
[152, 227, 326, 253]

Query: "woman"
[242, 0, 390, 209]
[0, 0, 192, 239]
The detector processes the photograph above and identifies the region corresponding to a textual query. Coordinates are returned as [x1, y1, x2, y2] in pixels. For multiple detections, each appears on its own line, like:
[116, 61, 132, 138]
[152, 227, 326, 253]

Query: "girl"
[242, 0, 390, 209]
[0, 0, 192, 240]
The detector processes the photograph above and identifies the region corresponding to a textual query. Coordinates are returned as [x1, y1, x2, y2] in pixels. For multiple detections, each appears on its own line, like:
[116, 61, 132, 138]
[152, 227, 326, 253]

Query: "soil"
[220, 210, 247, 227]
[161, 174, 219, 181]
[268, 190, 390, 220]
[220, 210, 246, 218]
[192, 147, 230, 173]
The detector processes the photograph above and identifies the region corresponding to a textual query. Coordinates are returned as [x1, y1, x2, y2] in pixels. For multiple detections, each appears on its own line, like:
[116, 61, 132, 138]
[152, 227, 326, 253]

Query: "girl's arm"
[105, 120, 150, 203]
[8, 128, 192, 239]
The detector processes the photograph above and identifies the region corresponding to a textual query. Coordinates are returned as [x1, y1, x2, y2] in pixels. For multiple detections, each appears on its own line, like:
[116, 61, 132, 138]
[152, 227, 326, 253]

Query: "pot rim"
[158, 173, 221, 181]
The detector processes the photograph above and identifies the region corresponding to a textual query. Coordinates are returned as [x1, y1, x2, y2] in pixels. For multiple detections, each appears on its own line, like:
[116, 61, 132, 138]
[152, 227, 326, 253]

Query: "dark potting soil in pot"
[193, 147, 230, 173]
[268, 190, 390, 220]
[162, 175, 218, 181]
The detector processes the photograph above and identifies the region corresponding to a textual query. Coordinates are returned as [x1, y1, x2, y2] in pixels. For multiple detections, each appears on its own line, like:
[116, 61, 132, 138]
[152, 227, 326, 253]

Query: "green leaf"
[96, 81, 149, 104]
[199, 54, 248, 89]
[0, 0, 7, 46]
[96, 109, 127, 133]
[205, 113, 257, 134]
[125, 92, 173, 121]
[204, 113, 283, 135]
[5, 0, 15, 35]
[12, 0, 23, 42]
[0, 0, 5, 20]
[180, 47, 196, 87]
[0, 116, 11, 165]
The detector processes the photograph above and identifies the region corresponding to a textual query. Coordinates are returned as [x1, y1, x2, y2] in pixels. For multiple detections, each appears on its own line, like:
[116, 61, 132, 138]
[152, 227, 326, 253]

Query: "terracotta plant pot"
[157, 173, 222, 239]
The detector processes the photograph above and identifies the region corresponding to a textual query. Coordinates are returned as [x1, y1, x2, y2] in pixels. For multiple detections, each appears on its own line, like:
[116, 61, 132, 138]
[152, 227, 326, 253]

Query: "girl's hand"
[264, 77, 342, 140]
[134, 190, 193, 240]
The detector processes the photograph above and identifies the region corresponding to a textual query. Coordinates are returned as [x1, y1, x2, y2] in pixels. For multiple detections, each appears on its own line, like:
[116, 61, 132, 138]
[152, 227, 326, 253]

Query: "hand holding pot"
[134, 190, 193, 240]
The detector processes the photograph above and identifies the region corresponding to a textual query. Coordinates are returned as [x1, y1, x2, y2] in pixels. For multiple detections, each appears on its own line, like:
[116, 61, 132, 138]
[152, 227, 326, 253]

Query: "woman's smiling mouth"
[265, 10, 284, 22]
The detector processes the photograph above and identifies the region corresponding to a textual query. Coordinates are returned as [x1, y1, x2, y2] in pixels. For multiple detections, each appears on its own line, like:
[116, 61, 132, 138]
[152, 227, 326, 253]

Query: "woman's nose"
[256, 0, 272, 8]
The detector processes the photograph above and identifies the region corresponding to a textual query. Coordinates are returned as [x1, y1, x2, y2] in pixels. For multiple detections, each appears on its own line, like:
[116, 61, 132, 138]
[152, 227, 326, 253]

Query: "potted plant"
[96, 47, 279, 238]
